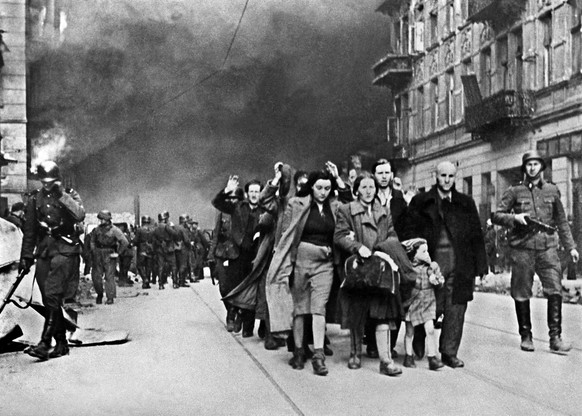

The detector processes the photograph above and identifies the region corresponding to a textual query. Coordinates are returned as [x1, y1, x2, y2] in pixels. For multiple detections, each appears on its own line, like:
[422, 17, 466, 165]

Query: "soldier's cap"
[97, 210, 112, 220]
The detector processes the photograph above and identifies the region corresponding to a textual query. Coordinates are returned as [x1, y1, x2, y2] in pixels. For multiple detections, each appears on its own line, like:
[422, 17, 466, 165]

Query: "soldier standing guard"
[189, 219, 209, 283]
[18, 161, 85, 360]
[174, 214, 191, 288]
[153, 211, 179, 290]
[134, 215, 155, 289]
[493, 150, 579, 354]
[90, 210, 129, 305]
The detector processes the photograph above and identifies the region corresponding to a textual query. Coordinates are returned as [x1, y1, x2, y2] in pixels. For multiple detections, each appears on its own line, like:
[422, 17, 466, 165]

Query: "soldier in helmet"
[153, 210, 179, 289]
[133, 215, 155, 289]
[18, 160, 85, 360]
[493, 150, 579, 354]
[188, 218, 209, 283]
[90, 210, 129, 305]
[174, 214, 191, 288]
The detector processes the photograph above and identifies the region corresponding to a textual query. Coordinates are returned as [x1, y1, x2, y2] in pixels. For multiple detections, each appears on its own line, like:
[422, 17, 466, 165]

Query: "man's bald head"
[436, 161, 457, 194]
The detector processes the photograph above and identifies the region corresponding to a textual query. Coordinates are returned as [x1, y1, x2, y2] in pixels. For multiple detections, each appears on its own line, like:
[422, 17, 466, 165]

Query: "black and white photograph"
[1, 0, 581, 415]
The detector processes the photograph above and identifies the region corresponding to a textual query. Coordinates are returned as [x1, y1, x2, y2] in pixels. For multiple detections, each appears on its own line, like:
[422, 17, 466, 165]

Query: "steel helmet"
[522, 150, 546, 172]
[37, 161, 60, 182]
[145, 215, 152, 224]
[178, 214, 188, 224]
[162, 211, 170, 220]
[157, 213, 164, 222]
[97, 210, 112, 221]
[141, 215, 150, 225]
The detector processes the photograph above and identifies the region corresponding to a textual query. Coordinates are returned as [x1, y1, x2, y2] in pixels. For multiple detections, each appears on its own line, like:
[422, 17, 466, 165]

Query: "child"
[401, 238, 444, 371]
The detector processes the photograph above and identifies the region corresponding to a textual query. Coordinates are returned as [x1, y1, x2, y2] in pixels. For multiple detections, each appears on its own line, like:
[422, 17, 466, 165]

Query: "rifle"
[525, 217, 557, 235]
[0, 269, 27, 316]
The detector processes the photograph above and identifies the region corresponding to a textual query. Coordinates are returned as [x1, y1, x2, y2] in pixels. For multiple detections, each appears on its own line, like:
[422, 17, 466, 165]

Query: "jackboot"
[347, 330, 362, 370]
[548, 295, 571, 354]
[27, 309, 58, 360]
[311, 349, 328, 376]
[232, 309, 243, 334]
[49, 311, 69, 359]
[515, 300, 534, 351]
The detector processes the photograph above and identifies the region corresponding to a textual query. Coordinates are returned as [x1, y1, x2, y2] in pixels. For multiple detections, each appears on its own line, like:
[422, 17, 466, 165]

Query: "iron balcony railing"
[465, 89, 535, 133]
[372, 54, 413, 92]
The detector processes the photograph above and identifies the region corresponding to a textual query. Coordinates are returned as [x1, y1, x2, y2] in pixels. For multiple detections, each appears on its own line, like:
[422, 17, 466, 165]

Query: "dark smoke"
[29, 0, 391, 227]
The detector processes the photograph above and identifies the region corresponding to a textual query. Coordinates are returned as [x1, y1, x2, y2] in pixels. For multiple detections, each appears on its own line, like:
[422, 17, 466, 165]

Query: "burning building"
[0, 0, 69, 214]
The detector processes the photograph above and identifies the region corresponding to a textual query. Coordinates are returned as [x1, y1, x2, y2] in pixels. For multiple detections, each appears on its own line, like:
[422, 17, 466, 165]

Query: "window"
[413, 20, 425, 52]
[498, 36, 509, 90]
[480, 48, 492, 96]
[400, 93, 410, 145]
[430, 10, 438, 45]
[463, 176, 473, 197]
[572, 2, 582, 75]
[461, 59, 473, 115]
[416, 86, 424, 137]
[446, 71, 454, 126]
[431, 78, 439, 131]
[446, 1, 455, 35]
[541, 14, 552, 87]
[513, 28, 524, 90]
[402, 16, 410, 54]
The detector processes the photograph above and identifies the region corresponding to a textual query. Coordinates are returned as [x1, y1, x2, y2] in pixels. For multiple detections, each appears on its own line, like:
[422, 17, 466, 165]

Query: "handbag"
[342, 253, 397, 295]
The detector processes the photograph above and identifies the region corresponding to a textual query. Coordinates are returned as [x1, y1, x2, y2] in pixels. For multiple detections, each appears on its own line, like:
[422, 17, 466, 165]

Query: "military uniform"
[189, 226, 209, 282]
[153, 221, 179, 289]
[20, 183, 85, 359]
[493, 166, 577, 353]
[133, 222, 155, 288]
[91, 222, 128, 303]
[174, 222, 191, 287]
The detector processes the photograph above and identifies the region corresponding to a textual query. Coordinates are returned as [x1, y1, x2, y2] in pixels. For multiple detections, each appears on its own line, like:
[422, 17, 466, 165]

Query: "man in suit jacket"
[405, 161, 487, 368]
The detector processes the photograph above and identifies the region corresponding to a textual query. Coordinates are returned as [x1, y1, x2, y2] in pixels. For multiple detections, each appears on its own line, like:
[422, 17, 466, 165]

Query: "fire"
[30, 126, 72, 173]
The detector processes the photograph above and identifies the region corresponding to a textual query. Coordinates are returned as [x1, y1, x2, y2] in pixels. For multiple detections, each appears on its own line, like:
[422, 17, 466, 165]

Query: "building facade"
[0, 0, 68, 214]
[373, 0, 582, 239]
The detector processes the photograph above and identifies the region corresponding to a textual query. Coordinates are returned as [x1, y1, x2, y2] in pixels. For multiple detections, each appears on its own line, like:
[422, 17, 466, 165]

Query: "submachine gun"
[525, 216, 557, 235]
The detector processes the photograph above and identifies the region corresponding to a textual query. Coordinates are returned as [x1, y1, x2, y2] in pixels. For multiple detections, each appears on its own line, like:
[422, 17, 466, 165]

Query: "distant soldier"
[90, 210, 129, 305]
[493, 150, 579, 354]
[19, 161, 85, 360]
[117, 223, 135, 287]
[153, 211, 179, 290]
[133, 215, 155, 289]
[189, 219, 209, 283]
[174, 214, 191, 288]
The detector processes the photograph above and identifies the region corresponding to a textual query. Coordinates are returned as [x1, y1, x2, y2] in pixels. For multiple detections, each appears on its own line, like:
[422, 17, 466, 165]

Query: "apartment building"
[373, 0, 582, 236]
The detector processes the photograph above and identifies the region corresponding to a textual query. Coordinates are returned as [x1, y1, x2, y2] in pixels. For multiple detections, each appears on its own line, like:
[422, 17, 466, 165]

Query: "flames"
[30, 125, 72, 173]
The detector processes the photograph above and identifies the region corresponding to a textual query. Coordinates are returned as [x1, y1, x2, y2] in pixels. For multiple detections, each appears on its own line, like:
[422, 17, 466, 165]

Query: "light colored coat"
[266, 195, 342, 333]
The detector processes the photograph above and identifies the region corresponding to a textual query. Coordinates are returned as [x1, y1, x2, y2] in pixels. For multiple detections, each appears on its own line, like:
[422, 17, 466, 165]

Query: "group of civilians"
[208, 151, 578, 377]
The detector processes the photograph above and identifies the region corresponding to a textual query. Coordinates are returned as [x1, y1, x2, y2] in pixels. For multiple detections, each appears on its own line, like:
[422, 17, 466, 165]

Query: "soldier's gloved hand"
[571, 249, 580, 263]
[18, 258, 33, 275]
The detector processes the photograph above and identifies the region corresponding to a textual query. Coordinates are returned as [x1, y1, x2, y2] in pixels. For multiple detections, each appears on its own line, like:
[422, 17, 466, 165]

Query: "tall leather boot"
[27, 309, 58, 360]
[547, 295, 571, 354]
[348, 329, 362, 369]
[49, 309, 69, 358]
[515, 300, 534, 351]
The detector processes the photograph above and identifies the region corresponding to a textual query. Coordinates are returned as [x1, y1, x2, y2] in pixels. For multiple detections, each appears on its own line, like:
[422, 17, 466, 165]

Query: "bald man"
[404, 161, 487, 368]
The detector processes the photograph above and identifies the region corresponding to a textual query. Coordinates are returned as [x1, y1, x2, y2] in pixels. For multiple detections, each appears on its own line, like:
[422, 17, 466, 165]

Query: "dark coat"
[388, 189, 408, 239]
[404, 186, 487, 304]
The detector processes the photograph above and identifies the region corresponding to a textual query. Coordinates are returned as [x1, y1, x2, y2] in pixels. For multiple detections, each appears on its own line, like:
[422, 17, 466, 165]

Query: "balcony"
[468, 0, 526, 25]
[465, 90, 535, 135]
[372, 54, 413, 92]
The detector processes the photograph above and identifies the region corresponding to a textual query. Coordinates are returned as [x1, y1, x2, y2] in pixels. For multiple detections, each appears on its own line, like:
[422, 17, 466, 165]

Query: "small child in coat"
[401, 238, 444, 371]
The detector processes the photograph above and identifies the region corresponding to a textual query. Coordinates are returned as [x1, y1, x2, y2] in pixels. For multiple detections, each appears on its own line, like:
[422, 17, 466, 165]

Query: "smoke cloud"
[29, 0, 391, 227]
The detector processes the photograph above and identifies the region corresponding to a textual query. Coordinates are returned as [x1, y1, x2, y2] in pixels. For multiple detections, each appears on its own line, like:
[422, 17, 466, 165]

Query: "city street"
[1, 278, 581, 416]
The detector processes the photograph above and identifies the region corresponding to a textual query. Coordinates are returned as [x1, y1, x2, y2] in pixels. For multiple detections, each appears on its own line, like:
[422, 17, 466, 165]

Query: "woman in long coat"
[334, 172, 416, 376]
[266, 164, 352, 376]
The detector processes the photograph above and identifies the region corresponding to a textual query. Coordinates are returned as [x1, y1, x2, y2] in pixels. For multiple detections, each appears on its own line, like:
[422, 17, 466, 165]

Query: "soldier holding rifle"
[492, 150, 579, 354]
